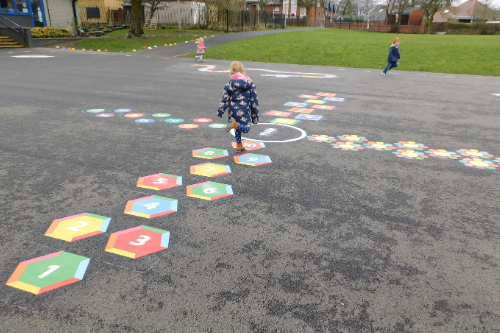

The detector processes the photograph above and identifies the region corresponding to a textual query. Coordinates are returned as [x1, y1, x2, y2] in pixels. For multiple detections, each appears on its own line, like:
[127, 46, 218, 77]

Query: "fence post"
[226, 9, 229, 33]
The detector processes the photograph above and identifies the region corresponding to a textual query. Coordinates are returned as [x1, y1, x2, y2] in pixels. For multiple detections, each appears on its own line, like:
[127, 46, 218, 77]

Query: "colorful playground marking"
[240, 124, 306, 143]
[152, 113, 171, 117]
[307, 135, 337, 143]
[231, 140, 266, 150]
[284, 102, 308, 107]
[114, 109, 132, 113]
[45, 213, 111, 242]
[492, 93, 500, 96]
[332, 141, 364, 151]
[316, 92, 337, 97]
[338, 135, 368, 143]
[209, 123, 227, 129]
[394, 141, 427, 150]
[193, 118, 213, 123]
[295, 114, 323, 121]
[136, 173, 182, 191]
[197, 65, 337, 78]
[186, 181, 233, 201]
[124, 113, 144, 118]
[288, 107, 314, 113]
[305, 99, 326, 105]
[190, 162, 231, 177]
[192, 147, 229, 159]
[266, 111, 292, 117]
[270, 118, 300, 125]
[393, 149, 428, 160]
[165, 118, 184, 123]
[363, 142, 396, 151]
[323, 97, 345, 102]
[178, 124, 199, 129]
[6, 251, 90, 295]
[105, 225, 170, 259]
[299, 94, 320, 99]
[311, 105, 335, 110]
[234, 153, 272, 166]
[456, 149, 494, 159]
[135, 118, 155, 123]
[425, 149, 461, 159]
[95, 113, 114, 118]
[124, 196, 178, 219]
[87, 109, 105, 113]
[459, 158, 500, 169]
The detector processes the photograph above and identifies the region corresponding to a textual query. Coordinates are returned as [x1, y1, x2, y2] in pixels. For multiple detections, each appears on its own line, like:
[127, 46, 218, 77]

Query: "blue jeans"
[383, 61, 399, 74]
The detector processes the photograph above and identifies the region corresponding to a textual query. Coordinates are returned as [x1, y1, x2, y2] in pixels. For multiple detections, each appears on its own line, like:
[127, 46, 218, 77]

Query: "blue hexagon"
[124, 195, 178, 219]
[234, 153, 272, 166]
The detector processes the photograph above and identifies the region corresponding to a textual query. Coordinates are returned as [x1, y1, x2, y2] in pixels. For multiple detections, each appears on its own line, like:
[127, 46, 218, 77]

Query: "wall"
[44, 0, 79, 32]
[408, 9, 424, 25]
[0, 13, 33, 27]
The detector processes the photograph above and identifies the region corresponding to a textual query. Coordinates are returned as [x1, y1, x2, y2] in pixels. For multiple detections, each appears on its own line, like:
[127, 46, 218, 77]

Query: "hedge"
[446, 21, 500, 35]
[30, 27, 73, 38]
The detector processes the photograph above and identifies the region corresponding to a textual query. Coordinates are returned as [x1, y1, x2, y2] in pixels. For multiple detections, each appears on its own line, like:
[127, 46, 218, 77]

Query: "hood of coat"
[230, 73, 252, 91]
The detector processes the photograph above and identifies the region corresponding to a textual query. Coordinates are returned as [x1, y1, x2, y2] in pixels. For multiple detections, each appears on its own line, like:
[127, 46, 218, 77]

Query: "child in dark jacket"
[382, 37, 400, 75]
[217, 61, 259, 153]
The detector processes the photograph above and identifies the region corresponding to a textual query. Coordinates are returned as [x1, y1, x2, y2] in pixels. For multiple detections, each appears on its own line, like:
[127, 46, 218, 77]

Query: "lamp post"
[178, 0, 181, 32]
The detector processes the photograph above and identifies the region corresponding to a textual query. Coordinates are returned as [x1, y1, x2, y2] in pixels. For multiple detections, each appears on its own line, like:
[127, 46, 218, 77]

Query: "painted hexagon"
[231, 140, 266, 151]
[271, 118, 300, 125]
[124, 196, 178, 218]
[288, 107, 314, 113]
[394, 141, 428, 150]
[105, 225, 170, 259]
[331, 141, 364, 151]
[192, 147, 229, 160]
[337, 135, 368, 143]
[190, 163, 231, 177]
[456, 149, 494, 159]
[392, 149, 428, 160]
[363, 141, 396, 151]
[234, 153, 272, 166]
[137, 173, 182, 191]
[425, 149, 461, 159]
[6, 251, 90, 295]
[187, 181, 233, 200]
[459, 158, 500, 170]
[45, 213, 111, 242]
[307, 135, 337, 143]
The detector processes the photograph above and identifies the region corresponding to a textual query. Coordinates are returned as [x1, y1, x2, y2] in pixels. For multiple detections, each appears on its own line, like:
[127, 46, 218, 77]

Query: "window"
[1, 0, 15, 13]
[300, 7, 306, 17]
[274, 6, 279, 14]
[16, 0, 28, 13]
[290, 0, 297, 16]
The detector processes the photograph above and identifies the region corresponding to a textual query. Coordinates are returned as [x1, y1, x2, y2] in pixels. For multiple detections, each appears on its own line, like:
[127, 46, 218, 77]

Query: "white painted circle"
[235, 123, 307, 143]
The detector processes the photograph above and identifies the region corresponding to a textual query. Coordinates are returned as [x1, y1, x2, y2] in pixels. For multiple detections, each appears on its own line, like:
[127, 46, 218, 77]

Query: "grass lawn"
[75, 29, 218, 52]
[199, 29, 500, 76]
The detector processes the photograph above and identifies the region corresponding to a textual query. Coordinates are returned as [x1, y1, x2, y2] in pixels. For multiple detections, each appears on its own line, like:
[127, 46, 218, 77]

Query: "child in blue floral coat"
[217, 61, 259, 152]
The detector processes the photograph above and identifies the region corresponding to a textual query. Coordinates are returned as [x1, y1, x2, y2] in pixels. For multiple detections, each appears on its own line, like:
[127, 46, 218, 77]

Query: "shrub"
[30, 27, 73, 38]
[447, 21, 500, 35]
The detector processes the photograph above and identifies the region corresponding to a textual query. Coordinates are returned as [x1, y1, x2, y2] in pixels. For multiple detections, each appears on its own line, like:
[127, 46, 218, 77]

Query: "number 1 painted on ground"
[38, 265, 60, 278]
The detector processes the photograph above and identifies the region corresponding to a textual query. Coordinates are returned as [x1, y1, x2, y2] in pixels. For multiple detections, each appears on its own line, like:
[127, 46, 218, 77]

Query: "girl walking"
[217, 61, 259, 153]
[195, 38, 206, 62]
[382, 37, 400, 75]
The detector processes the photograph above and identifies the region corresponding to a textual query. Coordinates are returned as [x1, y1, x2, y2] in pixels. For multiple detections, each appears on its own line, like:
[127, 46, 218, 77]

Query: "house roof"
[433, 0, 487, 22]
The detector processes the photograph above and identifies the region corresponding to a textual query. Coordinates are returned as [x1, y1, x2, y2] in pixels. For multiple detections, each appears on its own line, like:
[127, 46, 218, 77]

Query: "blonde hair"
[230, 61, 245, 76]
[393, 37, 399, 44]
[198, 37, 204, 43]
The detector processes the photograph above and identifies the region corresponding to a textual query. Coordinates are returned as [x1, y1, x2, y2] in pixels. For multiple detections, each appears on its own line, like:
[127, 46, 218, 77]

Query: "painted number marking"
[203, 188, 218, 194]
[152, 178, 169, 184]
[248, 157, 259, 161]
[205, 166, 217, 172]
[204, 151, 215, 155]
[38, 265, 60, 278]
[67, 221, 88, 231]
[144, 202, 159, 210]
[243, 143, 256, 147]
[129, 235, 151, 246]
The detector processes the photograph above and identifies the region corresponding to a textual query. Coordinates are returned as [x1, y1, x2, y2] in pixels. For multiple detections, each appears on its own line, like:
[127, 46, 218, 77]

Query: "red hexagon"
[105, 226, 170, 259]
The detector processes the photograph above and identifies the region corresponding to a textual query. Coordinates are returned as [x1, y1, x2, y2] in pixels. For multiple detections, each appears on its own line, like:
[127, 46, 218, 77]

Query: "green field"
[199, 29, 500, 76]
[75, 29, 218, 52]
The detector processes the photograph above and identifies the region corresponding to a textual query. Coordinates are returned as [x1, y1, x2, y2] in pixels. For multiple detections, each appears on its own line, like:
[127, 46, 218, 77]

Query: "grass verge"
[200, 29, 500, 76]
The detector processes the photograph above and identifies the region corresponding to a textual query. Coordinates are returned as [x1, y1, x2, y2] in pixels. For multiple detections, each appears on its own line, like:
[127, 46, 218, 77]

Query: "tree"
[144, 0, 164, 19]
[258, 0, 272, 12]
[382, 0, 415, 32]
[129, 0, 144, 36]
[420, 0, 452, 33]
[298, 0, 317, 25]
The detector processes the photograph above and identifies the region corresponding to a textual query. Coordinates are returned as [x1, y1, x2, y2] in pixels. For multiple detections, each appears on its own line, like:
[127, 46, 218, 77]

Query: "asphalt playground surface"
[1, 30, 500, 332]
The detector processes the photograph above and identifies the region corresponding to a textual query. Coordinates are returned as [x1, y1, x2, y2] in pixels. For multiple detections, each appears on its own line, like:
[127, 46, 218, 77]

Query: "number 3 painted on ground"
[129, 235, 151, 246]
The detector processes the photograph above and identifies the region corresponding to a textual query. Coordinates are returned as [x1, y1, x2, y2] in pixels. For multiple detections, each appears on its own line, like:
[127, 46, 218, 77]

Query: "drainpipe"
[72, 0, 79, 36]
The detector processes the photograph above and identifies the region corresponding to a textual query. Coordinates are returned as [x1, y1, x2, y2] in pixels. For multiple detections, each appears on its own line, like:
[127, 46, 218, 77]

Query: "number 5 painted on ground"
[129, 235, 151, 246]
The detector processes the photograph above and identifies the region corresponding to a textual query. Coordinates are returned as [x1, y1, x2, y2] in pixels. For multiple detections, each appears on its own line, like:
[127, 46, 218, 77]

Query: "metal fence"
[325, 20, 447, 34]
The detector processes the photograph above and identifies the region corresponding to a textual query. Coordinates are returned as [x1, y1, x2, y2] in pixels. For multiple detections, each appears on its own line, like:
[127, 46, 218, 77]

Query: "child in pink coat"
[195, 38, 205, 62]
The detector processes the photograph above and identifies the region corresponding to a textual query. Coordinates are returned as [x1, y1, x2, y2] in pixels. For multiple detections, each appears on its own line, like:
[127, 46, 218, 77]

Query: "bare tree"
[298, 0, 317, 23]
[382, 0, 415, 32]
[144, 0, 164, 19]
[420, 0, 452, 33]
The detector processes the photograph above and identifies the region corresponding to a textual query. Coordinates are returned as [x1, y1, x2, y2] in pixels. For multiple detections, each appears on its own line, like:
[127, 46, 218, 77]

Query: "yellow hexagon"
[45, 213, 111, 242]
[190, 163, 231, 177]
